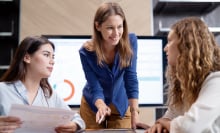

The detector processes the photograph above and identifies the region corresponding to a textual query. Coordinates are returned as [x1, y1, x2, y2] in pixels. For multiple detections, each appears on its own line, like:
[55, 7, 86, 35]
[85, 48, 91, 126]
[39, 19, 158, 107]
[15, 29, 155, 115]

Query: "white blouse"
[163, 72, 220, 133]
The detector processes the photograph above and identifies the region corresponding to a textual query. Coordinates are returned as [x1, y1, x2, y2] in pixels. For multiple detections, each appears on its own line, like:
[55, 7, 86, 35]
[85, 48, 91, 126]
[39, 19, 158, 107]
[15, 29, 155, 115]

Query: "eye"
[44, 53, 49, 57]
[106, 26, 113, 30]
[118, 25, 123, 29]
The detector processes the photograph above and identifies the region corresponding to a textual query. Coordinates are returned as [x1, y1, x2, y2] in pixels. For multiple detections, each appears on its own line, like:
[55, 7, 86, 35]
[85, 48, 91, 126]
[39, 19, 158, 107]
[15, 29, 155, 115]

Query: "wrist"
[95, 99, 105, 109]
[130, 107, 140, 114]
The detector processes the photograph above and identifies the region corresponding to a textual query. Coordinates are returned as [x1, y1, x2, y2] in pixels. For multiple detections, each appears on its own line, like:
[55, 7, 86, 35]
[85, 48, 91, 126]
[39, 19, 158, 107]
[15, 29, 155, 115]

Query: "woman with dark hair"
[146, 17, 220, 133]
[0, 36, 85, 133]
[79, 2, 140, 129]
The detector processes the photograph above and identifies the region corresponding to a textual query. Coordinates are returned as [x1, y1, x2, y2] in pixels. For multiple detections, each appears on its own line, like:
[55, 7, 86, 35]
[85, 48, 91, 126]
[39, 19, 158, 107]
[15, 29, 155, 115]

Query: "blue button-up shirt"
[79, 33, 139, 117]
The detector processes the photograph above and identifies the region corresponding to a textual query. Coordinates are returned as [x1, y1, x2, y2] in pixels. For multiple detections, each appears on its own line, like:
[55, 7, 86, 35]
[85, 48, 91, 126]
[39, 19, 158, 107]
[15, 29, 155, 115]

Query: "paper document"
[9, 104, 76, 133]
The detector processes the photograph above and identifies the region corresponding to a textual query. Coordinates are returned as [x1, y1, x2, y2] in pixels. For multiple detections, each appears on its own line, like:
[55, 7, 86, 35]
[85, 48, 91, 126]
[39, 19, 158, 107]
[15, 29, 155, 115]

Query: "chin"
[43, 74, 51, 78]
[112, 42, 119, 46]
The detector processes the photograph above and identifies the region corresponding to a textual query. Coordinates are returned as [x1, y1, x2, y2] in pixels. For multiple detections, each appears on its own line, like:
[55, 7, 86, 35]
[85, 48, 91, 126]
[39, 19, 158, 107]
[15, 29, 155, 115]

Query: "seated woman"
[0, 36, 85, 133]
[145, 17, 220, 133]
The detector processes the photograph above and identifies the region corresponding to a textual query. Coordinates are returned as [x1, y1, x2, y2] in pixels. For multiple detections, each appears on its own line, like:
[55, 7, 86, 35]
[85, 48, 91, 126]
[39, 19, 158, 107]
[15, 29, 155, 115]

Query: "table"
[76, 129, 145, 133]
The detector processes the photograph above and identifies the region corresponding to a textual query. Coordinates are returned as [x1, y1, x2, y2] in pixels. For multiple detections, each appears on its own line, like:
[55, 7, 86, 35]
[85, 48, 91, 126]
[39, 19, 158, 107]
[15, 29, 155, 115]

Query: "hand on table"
[55, 121, 79, 133]
[145, 118, 170, 133]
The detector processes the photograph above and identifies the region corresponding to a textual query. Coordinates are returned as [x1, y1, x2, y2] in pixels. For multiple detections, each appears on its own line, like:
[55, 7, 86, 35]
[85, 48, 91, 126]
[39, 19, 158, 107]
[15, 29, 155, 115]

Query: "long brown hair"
[0, 36, 55, 97]
[166, 17, 220, 111]
[85, 2, 133, 68]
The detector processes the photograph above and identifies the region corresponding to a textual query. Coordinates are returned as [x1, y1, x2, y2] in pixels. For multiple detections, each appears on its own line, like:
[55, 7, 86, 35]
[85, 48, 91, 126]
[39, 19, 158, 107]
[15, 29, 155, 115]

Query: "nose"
[113, 28, 119, 36]
[164, 44, 168, 52]
[50, 57, 55, 65]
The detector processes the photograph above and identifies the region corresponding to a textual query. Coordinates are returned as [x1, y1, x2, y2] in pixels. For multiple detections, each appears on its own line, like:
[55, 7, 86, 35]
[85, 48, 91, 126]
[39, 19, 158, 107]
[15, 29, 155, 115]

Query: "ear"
[23, 53, 31, 63]
[95, 22, 101, 31]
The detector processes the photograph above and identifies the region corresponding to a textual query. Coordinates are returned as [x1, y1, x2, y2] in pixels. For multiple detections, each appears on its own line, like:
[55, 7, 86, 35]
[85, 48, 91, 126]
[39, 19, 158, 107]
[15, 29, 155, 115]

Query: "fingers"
[0, 116, 21, 123]
[55, 122, 77, 133]
[106, 107, 111, 115]
[98, 115, 105, 124]
[96, 111, 105, 124]
[163, 128, 169, 133]
[96, 106, 111, 124]
[0, 125, 20, 133]
[0, 116, 22, 133]
[136, 122, 150, 129]
[145, 123, 163, 133]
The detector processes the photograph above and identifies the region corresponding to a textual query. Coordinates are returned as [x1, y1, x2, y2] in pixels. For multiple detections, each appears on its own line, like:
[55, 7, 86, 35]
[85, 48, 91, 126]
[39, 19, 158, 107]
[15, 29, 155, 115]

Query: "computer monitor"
[137, 36, 167, 106]
[44, 35, 167, 107]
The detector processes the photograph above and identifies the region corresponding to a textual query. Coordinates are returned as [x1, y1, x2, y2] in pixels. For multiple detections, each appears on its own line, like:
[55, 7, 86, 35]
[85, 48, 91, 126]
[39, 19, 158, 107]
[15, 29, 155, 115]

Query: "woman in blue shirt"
[0, 36, 85, 133]
[79, 2, 140, 129]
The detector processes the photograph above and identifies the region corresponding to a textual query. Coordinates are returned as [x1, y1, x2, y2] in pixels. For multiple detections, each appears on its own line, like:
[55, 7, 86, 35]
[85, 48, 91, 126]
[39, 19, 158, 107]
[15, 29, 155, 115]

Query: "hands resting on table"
[136, 118, 170, 133]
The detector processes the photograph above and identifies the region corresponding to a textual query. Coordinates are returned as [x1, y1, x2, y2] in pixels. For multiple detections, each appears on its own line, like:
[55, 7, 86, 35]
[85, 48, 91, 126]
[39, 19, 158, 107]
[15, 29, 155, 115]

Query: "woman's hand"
[95, 99, 111, 124]
[145, 123, 165, 133]
[96, 105, 111, 124]
[129, 99, 140, 129]
[131, 109, 139, 129]
[55, 121, 79, 133]
[0, 116, 22, 133]
[136, 122, 150, 129]
[145, 118, 170, 133]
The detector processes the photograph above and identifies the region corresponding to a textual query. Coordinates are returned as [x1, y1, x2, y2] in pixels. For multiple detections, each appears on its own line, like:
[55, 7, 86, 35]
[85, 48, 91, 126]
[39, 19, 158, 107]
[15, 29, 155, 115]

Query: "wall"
[20, 0, 152, 40]
[20, 0, 156, 125]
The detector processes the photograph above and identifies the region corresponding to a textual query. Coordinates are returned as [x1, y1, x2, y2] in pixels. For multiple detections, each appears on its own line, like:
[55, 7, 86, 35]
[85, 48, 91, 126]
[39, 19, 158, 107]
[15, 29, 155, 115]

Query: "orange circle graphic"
[63, 79, 75, 101]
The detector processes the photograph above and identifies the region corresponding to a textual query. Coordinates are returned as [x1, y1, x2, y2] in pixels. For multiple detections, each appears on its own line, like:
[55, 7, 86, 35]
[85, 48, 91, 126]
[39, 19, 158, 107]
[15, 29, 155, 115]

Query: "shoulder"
[0, 82, 14, 97]
[0, 82, 12, 89]
[79, 41, 94, 52]
[199, 71, 220, 100]
[128, 33, 138, 52]
[197, 72, 220, 106]
[128, 33, 137, 47]
[202, 71, 220, 86]
[129, 33, 137, 40]
[79, 41, 96, 59]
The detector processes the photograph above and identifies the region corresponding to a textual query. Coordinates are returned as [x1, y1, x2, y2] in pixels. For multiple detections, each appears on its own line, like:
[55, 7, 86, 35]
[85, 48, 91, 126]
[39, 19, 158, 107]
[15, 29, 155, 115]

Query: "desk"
[77, 129, 145, 133]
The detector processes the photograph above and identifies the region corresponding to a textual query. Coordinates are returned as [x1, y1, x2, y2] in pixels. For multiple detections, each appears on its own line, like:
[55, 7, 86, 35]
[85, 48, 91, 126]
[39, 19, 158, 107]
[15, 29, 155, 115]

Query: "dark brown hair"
[0, 36, 55, 97]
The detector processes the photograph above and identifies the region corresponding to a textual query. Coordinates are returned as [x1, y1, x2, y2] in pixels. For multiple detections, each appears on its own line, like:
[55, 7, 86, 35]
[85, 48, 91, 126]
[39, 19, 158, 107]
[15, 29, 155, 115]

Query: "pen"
[98, 115, 104, 124]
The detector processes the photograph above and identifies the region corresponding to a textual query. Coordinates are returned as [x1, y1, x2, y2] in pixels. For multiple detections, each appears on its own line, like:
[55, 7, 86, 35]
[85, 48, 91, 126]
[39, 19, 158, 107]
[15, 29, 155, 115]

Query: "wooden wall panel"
[20, 0, 151, 40]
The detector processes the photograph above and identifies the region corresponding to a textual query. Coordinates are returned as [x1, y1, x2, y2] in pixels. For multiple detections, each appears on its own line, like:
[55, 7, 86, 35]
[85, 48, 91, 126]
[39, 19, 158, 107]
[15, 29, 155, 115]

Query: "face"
[164, 29, 180, 66]
[96, 15, 123, 48]
[24, 43, 55, 78]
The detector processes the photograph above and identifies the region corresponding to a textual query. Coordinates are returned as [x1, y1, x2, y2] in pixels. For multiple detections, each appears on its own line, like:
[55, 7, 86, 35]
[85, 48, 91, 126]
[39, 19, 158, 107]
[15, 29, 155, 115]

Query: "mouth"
[110, 36, 119, 41]
[47, 67, 53, 72]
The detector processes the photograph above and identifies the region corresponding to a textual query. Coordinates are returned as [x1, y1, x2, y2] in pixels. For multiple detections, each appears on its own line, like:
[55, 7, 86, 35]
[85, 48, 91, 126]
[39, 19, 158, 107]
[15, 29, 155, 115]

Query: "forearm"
[128, 98, 139, 113]
[72, 113, 86, 130]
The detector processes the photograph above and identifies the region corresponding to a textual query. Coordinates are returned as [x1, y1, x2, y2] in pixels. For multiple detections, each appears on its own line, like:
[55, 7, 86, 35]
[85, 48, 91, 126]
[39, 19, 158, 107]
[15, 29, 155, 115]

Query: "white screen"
[137, 38, 164, 105]
[48, 38, 88, 106]
[47, 36, 166, 106]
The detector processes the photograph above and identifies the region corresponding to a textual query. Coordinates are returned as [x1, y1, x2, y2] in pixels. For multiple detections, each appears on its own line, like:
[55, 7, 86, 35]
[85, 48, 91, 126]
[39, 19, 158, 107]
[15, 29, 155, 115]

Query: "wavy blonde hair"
[84, 2, 132, 68]
[166, 17, 220, 111]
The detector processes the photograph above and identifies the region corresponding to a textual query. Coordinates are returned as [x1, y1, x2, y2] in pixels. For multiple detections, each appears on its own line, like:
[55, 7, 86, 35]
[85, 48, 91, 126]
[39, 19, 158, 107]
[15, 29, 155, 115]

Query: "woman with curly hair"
[146, 17, 220, 133]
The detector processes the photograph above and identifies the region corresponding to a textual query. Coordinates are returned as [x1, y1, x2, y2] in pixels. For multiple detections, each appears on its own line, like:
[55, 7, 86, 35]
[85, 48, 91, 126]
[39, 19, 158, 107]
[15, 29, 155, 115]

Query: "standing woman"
[0, 36, 85, 133]
[79, 2, 140, 129]
[146, 17, 220, 133]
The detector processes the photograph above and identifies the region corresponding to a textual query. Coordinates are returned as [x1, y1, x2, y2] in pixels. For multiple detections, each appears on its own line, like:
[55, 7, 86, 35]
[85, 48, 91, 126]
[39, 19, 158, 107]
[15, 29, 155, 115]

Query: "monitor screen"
[44, 35, 167, 107]
[137, 36, 167, 106]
